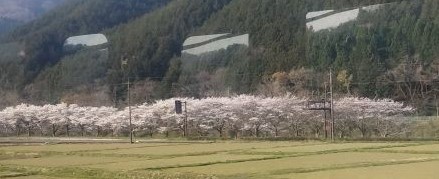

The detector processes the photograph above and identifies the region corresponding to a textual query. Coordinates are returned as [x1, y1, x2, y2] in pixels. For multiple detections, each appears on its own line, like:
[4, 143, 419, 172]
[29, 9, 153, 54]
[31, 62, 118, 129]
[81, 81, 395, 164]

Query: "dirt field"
[0, 139, 438, 178]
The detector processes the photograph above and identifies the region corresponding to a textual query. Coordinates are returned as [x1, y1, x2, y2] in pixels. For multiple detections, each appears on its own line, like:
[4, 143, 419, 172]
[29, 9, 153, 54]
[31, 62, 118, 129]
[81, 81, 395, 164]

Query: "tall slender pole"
[184, 102, 188, 137]
[437, 102, 438, 120]
[330, 69, 335, 142]
[122, 56, 134, 144]
[113, 88, 117, 108]
[324, 83, 328, 140]
[128, 78, 133, 144]
[436, 95, 438, 120]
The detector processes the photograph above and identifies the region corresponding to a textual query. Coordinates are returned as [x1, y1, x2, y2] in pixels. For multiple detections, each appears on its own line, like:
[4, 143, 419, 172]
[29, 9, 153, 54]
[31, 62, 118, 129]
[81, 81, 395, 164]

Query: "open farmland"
[1, 140, 439, 179]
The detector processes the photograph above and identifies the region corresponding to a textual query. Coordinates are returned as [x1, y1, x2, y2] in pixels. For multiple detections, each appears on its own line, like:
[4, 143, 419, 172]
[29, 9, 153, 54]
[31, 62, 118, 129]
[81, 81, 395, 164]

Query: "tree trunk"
[27, 125, 31, 137]
[360, 127, 367, 138]
[80, 125, 85, 137]
[235, 130, 239, 139]
[52, 124, 56, 137]
[218, 129, 223, 138]
[40, 126, 44, 137]
[16, 125, 20, 137]
[66, 125, 70, 137]
[180, 126, 185, 137]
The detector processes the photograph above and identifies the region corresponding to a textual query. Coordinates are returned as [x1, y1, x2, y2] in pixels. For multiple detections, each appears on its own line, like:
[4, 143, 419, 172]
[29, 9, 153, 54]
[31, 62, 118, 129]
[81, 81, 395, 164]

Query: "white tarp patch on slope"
[306, 4, 385, 32]
[307, 8, 360, 32]
[182, 34, 249, 56]
[183, 33, 230, 47]
[65, 34, 108, 46]
[306, 10, 335, 19]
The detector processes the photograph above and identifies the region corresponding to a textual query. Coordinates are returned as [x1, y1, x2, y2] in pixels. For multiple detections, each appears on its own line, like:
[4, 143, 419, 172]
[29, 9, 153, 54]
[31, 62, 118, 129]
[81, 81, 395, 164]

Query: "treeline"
[307, 0, 439, 114]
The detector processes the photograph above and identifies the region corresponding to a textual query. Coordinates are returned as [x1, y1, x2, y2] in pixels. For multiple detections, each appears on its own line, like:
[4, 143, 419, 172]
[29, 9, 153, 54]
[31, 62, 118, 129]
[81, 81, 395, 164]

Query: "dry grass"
[0, 156, 140, 167]
[95, 141, 313, 156]
[86, 153, 269, 171]
[247, 143, 410, 154]
[5, 175, 65, 179]
[378, 144, 439, 153]
[0, 143, 180, 152]
[166, 152, 435, 176]
[0, 141, 438, 179]
[275, 160, 439, 179]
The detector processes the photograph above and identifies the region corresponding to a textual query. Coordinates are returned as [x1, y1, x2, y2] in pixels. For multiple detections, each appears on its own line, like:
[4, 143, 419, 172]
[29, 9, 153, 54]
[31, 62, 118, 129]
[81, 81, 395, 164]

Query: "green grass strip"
[233, 143, 425, 156]
[139, 143, 431, 171]
[138, 155, 287, 171]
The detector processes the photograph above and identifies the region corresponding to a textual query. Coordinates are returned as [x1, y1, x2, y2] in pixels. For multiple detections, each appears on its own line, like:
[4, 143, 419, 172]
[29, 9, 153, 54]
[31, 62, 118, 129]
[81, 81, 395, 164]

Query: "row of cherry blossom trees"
[0, 95, 415, 139]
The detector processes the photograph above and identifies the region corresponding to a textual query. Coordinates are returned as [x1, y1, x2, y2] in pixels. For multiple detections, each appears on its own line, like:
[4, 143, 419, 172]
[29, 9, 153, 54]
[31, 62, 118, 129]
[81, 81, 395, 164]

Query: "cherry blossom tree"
[335, 97, 415, 138]
[0, 95, 415, 139]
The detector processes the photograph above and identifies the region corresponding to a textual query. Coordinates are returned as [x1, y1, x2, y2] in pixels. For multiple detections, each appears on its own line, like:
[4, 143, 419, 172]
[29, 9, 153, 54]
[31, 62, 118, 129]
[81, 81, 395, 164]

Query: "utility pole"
[436, 95, 438, 120]
[184, 101, 188, 137]
[122, 56, 133, 144]
[128, 77, 133, 144]
[330, 69, 335, 142]
[113, 88, 117, 108]
[324, 82, 328, 139]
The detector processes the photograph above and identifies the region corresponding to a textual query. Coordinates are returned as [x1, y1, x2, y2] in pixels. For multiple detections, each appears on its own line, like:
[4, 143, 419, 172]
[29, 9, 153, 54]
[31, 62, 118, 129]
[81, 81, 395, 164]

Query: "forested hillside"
[307, 0, 439, 114]
[0, 0, 171, 106]
[0, 0, 438, 114]
[0, 0, 65, 36]
[0, 18, 21, 36]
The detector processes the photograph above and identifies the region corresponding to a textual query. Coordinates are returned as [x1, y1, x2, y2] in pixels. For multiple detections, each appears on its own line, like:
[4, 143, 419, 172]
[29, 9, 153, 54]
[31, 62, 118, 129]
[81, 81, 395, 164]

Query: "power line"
[49, 62, 439, 93]
[57, 75, 439, 90]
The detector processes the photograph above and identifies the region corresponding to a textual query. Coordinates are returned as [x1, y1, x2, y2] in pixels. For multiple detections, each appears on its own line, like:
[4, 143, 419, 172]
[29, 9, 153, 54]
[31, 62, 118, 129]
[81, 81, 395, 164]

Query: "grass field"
[0, 139, 439, 178]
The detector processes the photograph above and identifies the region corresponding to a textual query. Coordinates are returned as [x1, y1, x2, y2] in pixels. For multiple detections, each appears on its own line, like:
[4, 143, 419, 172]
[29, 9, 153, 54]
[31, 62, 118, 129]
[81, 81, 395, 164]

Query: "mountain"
[0, 17, 21, 35]
[0, 0, 65, 35]
[0, 0, 65, 22]
[0, 0, 438, 114]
